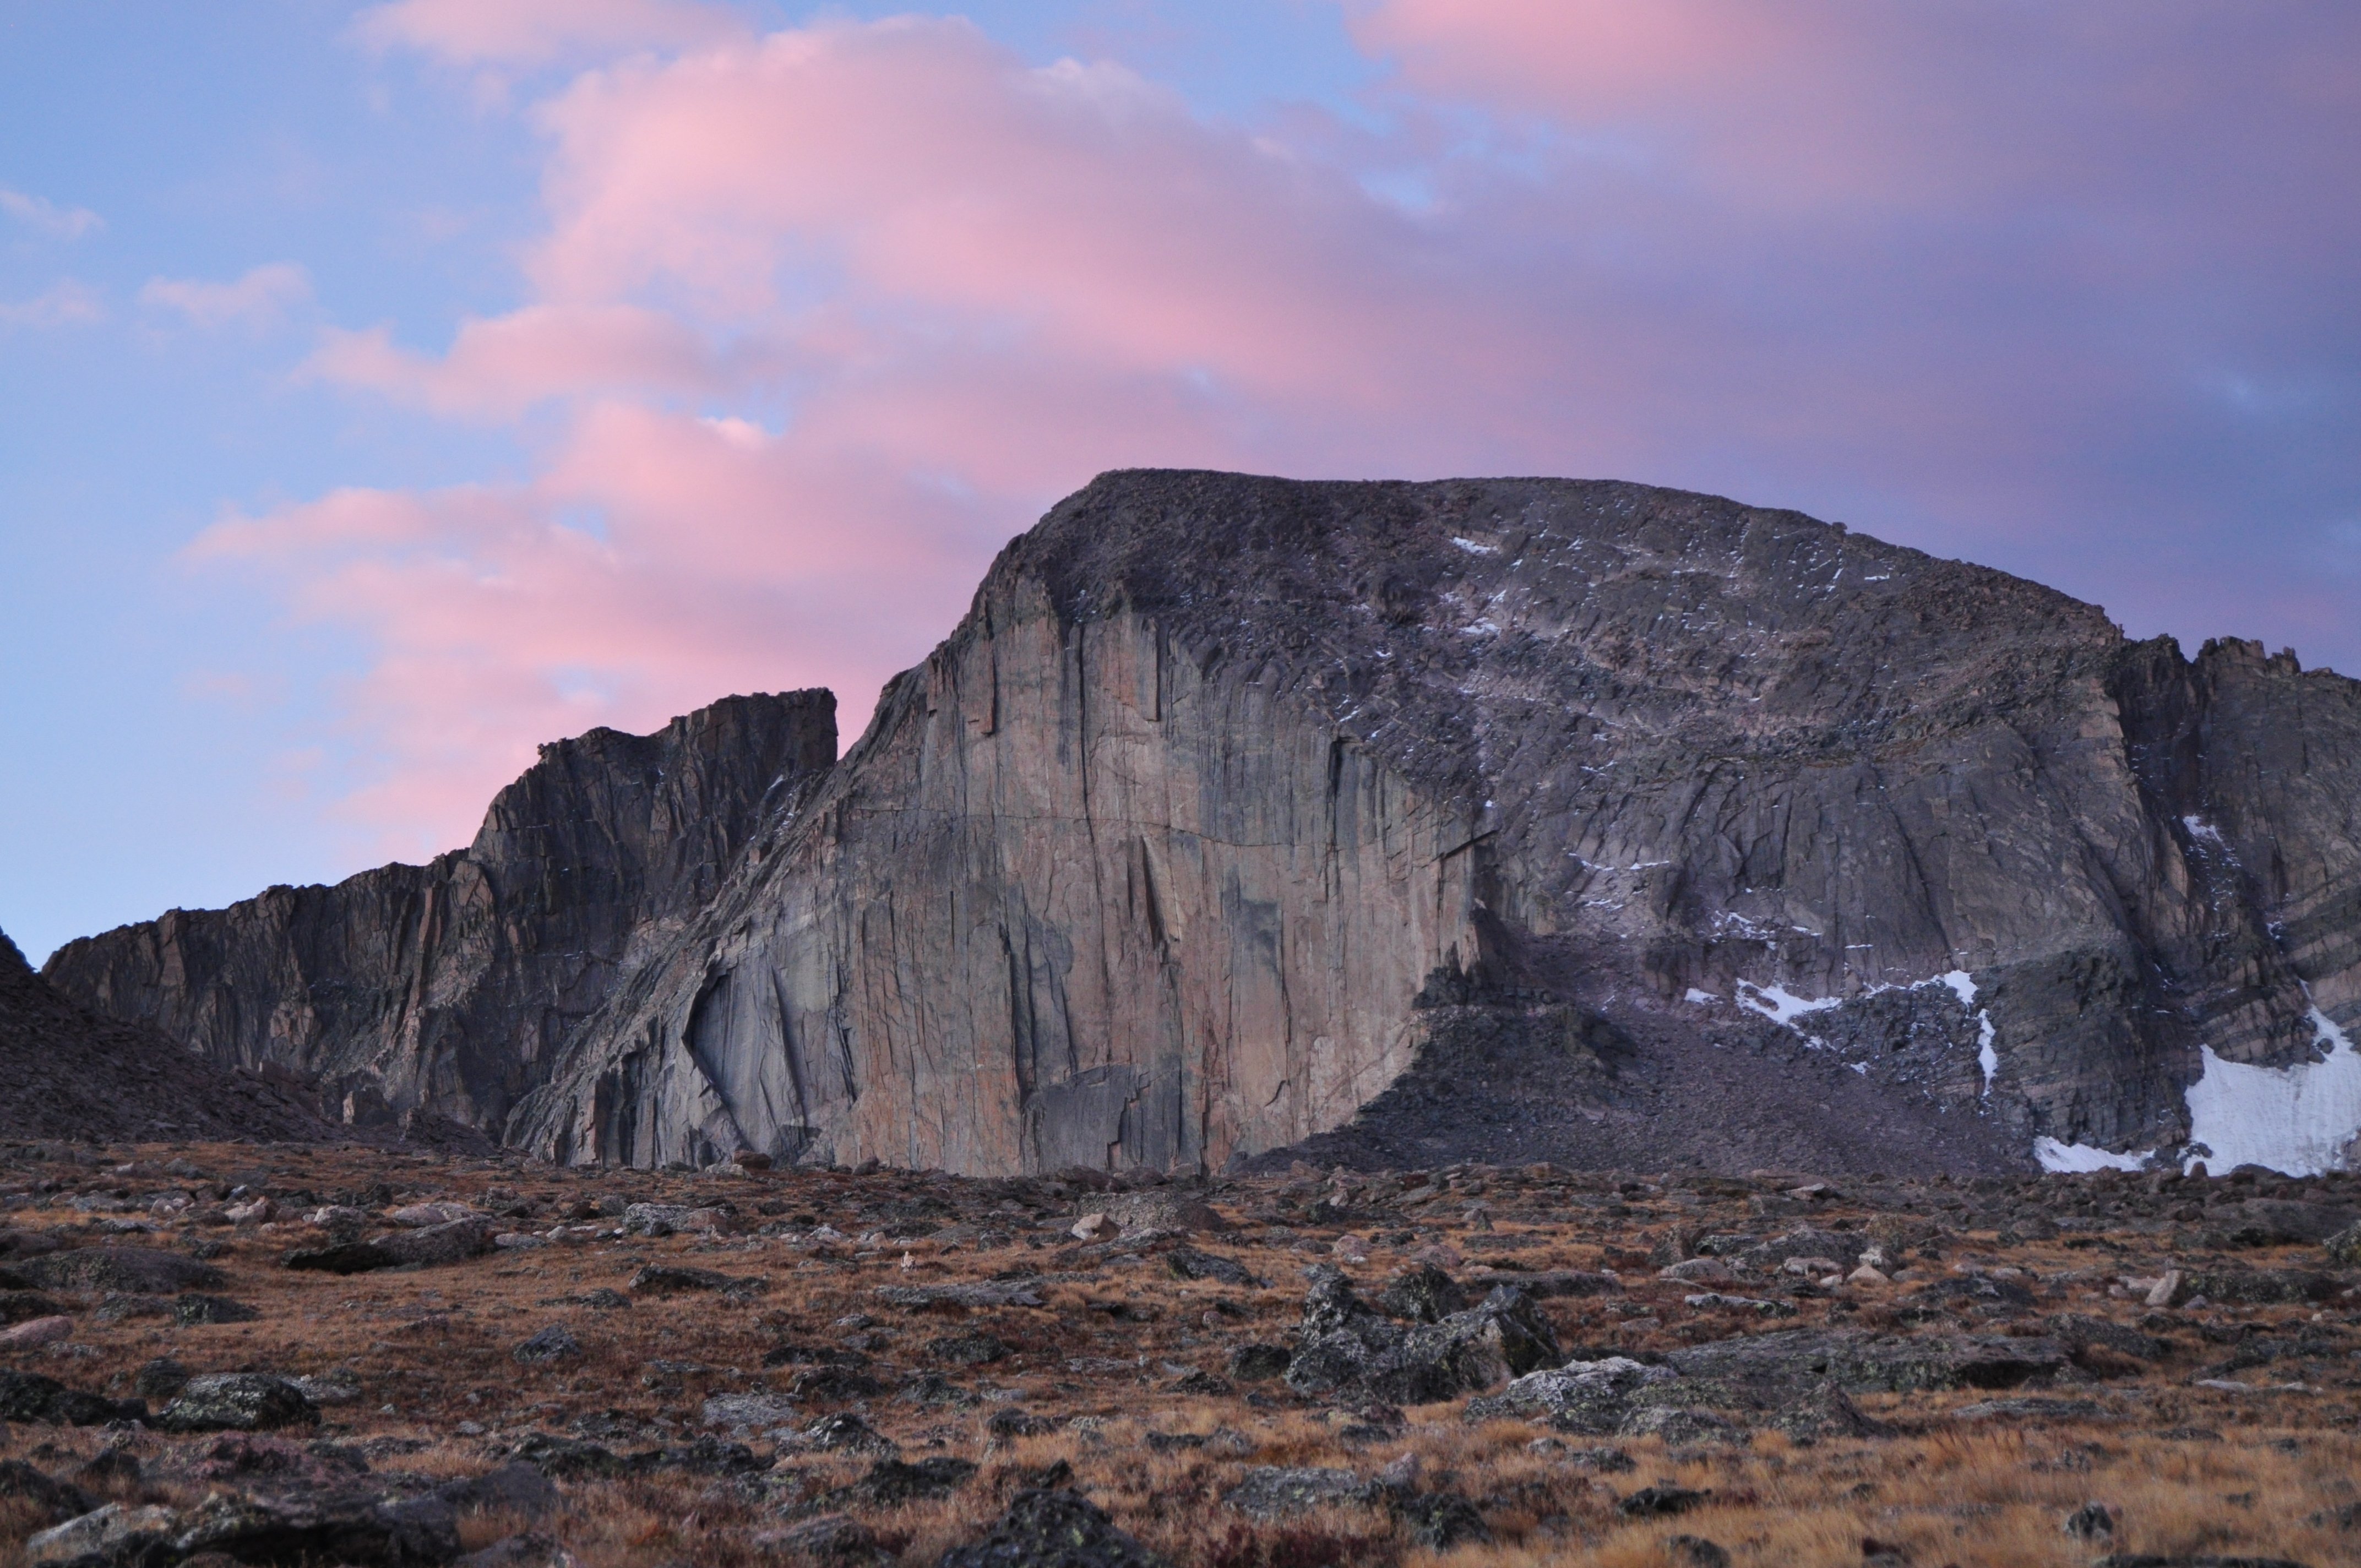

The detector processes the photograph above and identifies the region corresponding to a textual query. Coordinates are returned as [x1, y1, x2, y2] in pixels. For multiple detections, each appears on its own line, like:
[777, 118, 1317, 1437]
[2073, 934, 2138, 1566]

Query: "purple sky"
[3, 0, 2357, 962]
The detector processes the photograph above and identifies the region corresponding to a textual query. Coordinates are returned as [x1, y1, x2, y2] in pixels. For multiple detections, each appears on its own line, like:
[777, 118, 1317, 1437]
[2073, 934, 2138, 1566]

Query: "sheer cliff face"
[50, 473, 2361, 1177]
[43, 692, 837, 1132]
[507, 576, 1484, 1172]
[512, 473, 2361, 1177]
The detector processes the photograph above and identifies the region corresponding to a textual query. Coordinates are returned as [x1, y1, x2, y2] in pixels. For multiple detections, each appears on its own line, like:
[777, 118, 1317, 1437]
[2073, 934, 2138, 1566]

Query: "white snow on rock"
[1733, 981, 1843, 1028]
[1733, 968, 1999, 1088]
[1683, 987, 1719, 1004]
[2036, 1137, 2154, 1173]
[2182, 1006, 2361, 1176]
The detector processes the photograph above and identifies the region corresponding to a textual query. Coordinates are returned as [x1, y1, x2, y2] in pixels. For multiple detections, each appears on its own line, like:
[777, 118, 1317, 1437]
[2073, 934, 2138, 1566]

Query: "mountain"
[49, 473, 2361, 1177]
[0, 924, 328, 1144]
[43, 692, 837, 1137]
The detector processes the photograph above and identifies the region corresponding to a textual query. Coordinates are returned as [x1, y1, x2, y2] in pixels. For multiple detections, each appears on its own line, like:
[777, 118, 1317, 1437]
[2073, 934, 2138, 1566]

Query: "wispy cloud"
[139, 263, 312, 328]
[0, 187, 103, 239]
[0, 279, 106, 329]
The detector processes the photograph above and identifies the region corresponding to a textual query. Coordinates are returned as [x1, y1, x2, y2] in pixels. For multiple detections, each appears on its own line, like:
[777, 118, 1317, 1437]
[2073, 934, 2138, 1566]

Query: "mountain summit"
[50, 473, 2361, 1176]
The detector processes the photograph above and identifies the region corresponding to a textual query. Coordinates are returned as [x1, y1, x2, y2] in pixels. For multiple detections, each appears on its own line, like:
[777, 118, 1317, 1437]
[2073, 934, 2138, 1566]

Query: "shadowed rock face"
[44, 692, 837, 1136]
[51, 473, 2361, 1175]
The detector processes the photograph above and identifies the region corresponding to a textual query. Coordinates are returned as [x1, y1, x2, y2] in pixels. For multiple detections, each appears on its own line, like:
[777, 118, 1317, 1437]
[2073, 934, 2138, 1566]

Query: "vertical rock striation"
[44, 692, 837, 1135]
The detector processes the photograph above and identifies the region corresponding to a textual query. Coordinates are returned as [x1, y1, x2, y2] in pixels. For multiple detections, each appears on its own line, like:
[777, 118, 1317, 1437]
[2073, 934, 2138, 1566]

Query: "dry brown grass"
[1, 1141, 2357, 1566]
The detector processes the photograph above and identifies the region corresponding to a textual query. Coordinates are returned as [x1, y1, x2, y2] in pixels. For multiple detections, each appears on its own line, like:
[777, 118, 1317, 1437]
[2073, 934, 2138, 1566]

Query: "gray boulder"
[0, 1370, 144, 1427]
[1463, 1357, 1680, 1434]
[368, 1218, 497, 1268]
[14, 1246, 224, 1294]
[937, 1488, 1167, 1567]
[1285, 1269, 1560, 1404]
[155, 1373, 320, 1433]
[25, 1503, 178, 1568]
[512, 1326, 582, 1365]
[1220, 1467, 1375, 1520]
[1663, 1327, 2064, 1398]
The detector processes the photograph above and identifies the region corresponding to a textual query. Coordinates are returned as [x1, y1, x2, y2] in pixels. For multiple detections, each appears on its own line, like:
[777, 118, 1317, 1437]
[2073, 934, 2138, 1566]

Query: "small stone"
[1226, 1343, 1292, 1381]
[1617, 1484, 1710, 1518]
[513, 1325, 583, 1365]
[172, 1294, 261, 1326]
[1666, 1536, 1732, 1568]
[2064, 1501, 2117, 1542]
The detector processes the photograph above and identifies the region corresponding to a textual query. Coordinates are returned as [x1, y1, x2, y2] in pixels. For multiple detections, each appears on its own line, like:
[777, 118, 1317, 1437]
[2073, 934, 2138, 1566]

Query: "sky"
[2, 1, 2357, 965]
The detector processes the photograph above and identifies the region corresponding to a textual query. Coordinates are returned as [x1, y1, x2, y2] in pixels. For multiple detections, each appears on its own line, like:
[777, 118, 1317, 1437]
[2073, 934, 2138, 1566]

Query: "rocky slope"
[51, 473, 2361, 1178]
[0, 927, 326, 1144]
[45, 693, 837, 1139]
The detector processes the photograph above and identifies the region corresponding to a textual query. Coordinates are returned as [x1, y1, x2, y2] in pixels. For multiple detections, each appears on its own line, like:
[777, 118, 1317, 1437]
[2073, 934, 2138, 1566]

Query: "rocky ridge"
[0, 928, 326, 1145]
[50, 472, 2361, 1177]
[45, 693, 836, 1142]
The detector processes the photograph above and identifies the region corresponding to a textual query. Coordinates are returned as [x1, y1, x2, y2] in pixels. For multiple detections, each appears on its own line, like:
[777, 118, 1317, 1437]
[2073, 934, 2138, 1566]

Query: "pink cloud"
[304, 303, 752, 418]
[0, 187, 102, 239]
[208, 8, 2361, 857]
[0, 279, 106, 329]
[355, 0, 746, 66]
[140, 262, 312, 328]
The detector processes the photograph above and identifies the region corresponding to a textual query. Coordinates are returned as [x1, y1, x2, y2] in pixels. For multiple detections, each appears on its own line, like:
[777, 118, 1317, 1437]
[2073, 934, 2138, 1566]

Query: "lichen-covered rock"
[368, 1218, 496, 1268]
[25, 1502, 179, 1568]
[937, 1488, 1167, 1568]
[1463, 1357, 1682, 1434]
[1285, 1269, 1559, 1404]
[13, 1246, 225, 1294]
[1664, 1327, 2065, 1397]
[155, 1373, 320, 1433]
[1220, 1467, 1375, 1520]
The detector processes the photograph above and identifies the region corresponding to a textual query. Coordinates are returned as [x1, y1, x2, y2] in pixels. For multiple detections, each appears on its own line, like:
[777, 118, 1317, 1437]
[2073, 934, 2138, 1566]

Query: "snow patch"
[1683, 988, 1718, 1005]
[2182, 1006, 2361, 1176]
[1451, 536, 1499, 555]
[1733, 982, 1843, 1028]
[2036, 1137, 2153, 1174]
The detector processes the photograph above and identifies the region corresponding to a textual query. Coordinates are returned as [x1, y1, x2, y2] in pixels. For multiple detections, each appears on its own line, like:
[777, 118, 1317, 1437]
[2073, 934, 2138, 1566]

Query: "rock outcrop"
[45, 693, 836, 1139]
[51, 472, 2361, 1177]
[0, 925, 327, 1145]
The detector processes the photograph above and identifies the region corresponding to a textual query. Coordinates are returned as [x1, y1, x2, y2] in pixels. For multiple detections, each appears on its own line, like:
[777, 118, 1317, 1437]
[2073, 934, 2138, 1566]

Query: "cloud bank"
[217, 4, 2361, 859]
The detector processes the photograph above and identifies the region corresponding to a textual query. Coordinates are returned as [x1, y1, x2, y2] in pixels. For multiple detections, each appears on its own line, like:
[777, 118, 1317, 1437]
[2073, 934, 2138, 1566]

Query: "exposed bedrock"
[44, 693, 837, 1135]
[51, 472, 2361, 1175]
